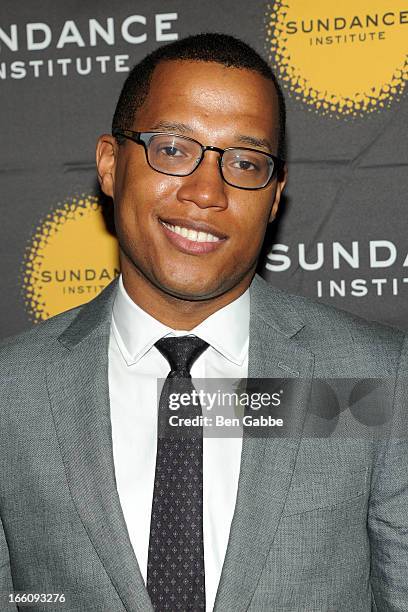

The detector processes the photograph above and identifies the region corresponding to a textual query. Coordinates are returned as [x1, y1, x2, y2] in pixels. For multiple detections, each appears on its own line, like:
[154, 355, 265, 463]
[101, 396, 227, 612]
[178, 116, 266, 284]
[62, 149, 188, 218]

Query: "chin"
[161, 283, 221, 302]
[156, 275, 227, 302]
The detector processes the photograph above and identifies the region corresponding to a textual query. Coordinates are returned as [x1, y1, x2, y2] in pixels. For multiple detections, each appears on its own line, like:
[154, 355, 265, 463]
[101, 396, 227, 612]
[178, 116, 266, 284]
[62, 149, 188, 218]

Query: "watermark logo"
[155, 377, 399, 439]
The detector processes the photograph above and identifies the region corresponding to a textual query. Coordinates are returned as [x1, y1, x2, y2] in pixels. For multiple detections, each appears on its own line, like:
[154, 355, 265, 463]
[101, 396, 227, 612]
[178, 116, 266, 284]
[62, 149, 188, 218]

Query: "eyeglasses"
[112, 129, 284, 190]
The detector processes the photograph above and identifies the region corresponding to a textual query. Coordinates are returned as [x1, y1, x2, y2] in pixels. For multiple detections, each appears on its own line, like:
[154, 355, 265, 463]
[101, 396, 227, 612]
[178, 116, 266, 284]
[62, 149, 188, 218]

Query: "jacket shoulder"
[0, 305, 82, 371]
[292, 291, 404, 348]
[253, 275, 406, 373]
[0, 279, 118, 368]
[288, 292, 405, 375]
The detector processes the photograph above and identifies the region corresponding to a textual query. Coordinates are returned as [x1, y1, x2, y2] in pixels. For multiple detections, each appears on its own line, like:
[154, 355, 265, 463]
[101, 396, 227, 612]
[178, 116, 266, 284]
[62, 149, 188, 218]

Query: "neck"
[120, 260, 253, 330]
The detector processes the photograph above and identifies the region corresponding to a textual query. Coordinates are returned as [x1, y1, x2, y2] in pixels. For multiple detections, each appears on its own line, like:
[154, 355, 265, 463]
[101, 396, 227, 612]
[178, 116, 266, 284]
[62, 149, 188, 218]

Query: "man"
[1, 33, 407, 612]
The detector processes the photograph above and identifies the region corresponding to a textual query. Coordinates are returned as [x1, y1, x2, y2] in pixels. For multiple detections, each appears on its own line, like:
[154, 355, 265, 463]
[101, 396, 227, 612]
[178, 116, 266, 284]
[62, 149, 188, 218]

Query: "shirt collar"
[112, 275, 249, 367]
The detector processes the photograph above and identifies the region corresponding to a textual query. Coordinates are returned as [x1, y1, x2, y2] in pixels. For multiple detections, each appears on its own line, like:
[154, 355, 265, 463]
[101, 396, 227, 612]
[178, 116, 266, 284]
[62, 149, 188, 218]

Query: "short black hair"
[112, 33, 286, 158]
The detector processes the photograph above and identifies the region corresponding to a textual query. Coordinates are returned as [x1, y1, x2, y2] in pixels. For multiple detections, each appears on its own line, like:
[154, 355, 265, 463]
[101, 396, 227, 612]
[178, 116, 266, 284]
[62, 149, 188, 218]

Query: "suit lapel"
[46, 281, 153, 612]
[214, 275, 315, 611]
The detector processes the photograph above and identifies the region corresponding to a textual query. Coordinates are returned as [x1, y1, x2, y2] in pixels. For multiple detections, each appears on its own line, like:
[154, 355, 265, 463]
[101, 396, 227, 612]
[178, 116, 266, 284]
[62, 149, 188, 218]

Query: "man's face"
[98, 60, 286, 301]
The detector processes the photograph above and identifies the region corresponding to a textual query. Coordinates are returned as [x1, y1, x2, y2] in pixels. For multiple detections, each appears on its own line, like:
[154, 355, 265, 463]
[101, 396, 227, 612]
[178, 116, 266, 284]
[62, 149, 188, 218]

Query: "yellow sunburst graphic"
[22, 195, 120, 322]
[265, 0, 408, 117]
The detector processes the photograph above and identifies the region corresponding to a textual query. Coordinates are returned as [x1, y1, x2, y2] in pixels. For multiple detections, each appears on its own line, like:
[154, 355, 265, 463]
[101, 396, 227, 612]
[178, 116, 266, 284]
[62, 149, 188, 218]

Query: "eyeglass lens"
[145, 134, 274, 189]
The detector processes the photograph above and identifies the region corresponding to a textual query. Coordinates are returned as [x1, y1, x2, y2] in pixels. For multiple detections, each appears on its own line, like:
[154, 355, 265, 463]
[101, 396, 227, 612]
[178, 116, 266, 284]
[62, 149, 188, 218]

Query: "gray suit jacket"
[1, 274, 407, 611]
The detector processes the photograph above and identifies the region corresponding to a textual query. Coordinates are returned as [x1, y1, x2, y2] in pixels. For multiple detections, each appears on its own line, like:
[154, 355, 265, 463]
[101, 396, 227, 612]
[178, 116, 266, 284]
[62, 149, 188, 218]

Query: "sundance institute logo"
[265, 0, 408, 117]
[22, 195, 120, 322]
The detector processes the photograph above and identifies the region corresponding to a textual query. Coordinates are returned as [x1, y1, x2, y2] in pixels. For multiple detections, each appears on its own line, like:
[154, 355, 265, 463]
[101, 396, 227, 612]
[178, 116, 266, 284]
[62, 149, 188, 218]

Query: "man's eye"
[231, 159, 258, 171]
[160, 146, 184, 157]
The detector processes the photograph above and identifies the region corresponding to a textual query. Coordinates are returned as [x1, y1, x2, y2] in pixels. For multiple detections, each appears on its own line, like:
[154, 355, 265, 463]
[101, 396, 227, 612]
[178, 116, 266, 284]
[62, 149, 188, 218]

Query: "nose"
[176, 151, 228, 210]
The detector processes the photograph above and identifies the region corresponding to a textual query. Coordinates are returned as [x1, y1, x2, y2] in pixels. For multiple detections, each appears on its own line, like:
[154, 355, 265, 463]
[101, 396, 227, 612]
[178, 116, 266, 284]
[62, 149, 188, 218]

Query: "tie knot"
[155, 336, 209, 375]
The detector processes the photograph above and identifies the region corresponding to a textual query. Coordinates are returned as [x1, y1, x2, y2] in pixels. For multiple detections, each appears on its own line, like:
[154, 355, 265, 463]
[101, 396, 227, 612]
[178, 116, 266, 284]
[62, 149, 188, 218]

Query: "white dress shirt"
[108, 276, 248, 612]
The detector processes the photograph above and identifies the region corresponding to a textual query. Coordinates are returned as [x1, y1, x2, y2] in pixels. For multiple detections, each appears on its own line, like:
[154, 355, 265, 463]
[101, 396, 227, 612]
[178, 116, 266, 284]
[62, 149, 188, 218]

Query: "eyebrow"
[149, 121, 192, 134]
[235, 134, 272, 151]
[148, 121, 273, 152]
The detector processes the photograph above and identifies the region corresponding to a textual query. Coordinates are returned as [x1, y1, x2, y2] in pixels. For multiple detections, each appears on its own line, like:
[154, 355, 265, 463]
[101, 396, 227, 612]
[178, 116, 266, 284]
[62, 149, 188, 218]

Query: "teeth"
[162, 222, 220, 243]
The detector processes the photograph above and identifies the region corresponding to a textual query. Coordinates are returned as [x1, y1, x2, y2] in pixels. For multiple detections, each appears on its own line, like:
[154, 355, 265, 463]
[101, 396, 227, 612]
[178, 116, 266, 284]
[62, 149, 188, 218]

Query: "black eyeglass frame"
[112, 128, 285, 191]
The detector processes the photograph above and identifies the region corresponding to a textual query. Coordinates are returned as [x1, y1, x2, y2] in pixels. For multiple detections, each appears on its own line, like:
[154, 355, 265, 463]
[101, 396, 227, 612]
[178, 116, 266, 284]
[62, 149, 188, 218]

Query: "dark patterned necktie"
[147, 335, 209, 611]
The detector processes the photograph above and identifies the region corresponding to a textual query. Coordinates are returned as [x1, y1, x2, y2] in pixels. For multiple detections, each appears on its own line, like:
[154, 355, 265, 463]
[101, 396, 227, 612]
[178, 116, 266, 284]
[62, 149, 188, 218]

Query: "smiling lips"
[159, 218, 227, 254]
[161, 221, 221, 242]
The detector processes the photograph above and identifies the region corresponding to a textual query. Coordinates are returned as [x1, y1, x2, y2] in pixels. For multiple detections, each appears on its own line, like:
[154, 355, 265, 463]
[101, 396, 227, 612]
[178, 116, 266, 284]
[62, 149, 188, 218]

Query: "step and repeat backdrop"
[0, 1, 407, 338]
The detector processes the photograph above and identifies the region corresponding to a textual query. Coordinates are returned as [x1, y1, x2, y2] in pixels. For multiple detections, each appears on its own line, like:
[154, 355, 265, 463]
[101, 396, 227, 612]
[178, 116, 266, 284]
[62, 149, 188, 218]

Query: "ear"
[269, 163, 288, 222]
[96, 134, 118, 198]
